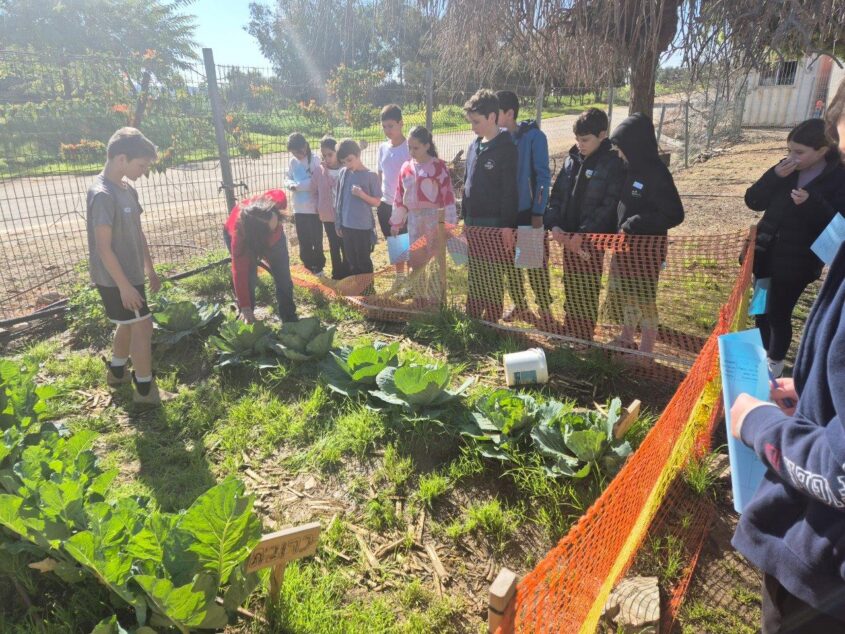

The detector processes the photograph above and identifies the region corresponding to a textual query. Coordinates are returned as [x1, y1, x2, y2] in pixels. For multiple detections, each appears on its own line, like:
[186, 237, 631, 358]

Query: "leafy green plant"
[322, 341, 400, 396]
[152, 298, 222, 345]
[458, 389, 565, 462]
[370, 363, 473, 415]
[66, 279, 112, 348]
[531, 397, 632, 479]
[0, 361, 262, 633]
[208, 320, 282, 369]
[275, 317, 336, 361]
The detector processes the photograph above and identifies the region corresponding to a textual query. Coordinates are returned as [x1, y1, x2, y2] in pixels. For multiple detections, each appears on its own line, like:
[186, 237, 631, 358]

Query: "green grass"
[379, 443, 414, 493]
[308, 404, 387, 470]
[679, 600, 758, 634]
[682, 449, 722, 499]
[415, 472, 452, 509]
[445, 499, 522, 553]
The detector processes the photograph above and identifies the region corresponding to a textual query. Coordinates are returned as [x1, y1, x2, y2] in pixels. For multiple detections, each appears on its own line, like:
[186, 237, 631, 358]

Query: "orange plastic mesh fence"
[487, 229, 754, 633]
[289, 218, 749, 378]
[290, 220, 754, 632]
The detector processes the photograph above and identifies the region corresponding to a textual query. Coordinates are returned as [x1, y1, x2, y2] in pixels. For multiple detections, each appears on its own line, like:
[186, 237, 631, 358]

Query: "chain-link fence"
[644, 77, 748, 170]
[0, 49, 222, 321]
[0, 47, 746, 322]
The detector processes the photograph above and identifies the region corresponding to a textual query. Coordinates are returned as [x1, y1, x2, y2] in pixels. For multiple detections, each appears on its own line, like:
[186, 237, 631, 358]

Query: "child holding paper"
[729, 240, 845, 633]
[744, 118, 845, 377]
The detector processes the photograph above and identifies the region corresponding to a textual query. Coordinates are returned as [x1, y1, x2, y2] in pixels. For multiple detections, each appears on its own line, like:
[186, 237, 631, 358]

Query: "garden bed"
[0, 261, 679, 633]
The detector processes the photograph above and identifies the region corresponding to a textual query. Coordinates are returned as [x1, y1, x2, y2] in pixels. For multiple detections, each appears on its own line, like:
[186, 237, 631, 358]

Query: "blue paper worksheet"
[718, 329, 771, 513]
[811, 214, 845, 266]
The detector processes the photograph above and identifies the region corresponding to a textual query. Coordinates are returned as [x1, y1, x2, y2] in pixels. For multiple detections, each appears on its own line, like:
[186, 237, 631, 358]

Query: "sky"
[187, 1, 684, 72]
[188, 1, 271, 69]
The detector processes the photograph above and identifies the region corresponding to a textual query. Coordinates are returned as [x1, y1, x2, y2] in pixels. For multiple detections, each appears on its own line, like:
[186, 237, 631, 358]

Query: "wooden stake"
[437, 207, 447, 306]
[269, 563, 285, 605]
[614, 399, 642, 440]
[488, 567, 518, 634]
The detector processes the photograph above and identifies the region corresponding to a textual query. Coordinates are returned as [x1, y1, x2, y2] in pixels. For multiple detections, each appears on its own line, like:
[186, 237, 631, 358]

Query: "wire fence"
[0, 48, 746, 322]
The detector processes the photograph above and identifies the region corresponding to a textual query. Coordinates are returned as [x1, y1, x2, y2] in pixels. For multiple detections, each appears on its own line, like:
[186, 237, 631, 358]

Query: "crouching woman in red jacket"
[223, 189, 298, 324]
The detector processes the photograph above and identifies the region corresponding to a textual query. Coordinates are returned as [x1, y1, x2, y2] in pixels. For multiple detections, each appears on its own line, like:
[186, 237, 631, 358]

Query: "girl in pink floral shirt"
[390, 126, 457, 284]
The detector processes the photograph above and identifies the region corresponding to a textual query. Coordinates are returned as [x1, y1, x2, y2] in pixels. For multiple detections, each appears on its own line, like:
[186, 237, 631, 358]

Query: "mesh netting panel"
[291, 221, 750, 376]
[487, 230, 754, 633]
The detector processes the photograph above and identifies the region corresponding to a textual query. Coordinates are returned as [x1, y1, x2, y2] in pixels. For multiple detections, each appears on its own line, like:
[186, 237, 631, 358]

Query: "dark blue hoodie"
[732, 242, 845, 619]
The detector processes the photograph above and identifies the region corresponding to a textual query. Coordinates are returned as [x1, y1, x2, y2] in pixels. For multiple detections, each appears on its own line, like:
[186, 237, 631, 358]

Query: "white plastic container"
[503, 348, 549, 387]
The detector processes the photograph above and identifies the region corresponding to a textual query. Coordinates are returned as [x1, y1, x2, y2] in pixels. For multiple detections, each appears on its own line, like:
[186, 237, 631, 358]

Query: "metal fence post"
[607, 82, 615, 131]
[684, 100, 690, 169]
[656, 103, 667, 144]
[202, 48, 237, 212]
[425, 63, 434, 132]
[535, 83, 545, 128]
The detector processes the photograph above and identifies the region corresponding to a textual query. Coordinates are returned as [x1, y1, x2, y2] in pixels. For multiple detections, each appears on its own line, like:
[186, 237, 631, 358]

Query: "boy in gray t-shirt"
[335, 139, 381, 293]
[86, 127, 172, 406]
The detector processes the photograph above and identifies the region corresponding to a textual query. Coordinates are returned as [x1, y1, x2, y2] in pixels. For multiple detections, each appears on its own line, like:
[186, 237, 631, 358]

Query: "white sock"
[134, 374, 152, 384]
[111, 356, 128, 367]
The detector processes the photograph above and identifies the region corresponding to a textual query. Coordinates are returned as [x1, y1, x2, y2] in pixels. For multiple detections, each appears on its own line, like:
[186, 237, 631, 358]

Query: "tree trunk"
[132, 70, 151, 127]
[629, 50, 659, 116]
[627, 0, 682, 119]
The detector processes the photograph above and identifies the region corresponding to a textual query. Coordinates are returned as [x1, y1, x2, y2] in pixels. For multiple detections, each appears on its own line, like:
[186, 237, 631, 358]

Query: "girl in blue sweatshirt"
[731, 237, 845, 631]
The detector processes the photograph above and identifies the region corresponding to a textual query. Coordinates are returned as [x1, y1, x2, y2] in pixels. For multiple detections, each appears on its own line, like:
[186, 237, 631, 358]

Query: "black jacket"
[545, 138, 625, 233]
[610, 114, 684, 235]
[462, 131, 519, 228]
[745, 150, 845, 279]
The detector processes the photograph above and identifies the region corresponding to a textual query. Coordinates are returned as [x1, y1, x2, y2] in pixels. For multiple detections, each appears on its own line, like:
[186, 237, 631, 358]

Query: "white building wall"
[829, 63, 845, 106]
[742, 57, 819, 127]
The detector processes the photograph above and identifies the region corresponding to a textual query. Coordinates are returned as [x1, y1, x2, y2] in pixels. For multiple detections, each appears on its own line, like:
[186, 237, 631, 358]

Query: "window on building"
[760, 60, 799, 86]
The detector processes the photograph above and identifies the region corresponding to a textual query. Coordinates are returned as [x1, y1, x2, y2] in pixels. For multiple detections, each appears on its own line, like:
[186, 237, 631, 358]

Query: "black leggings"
[294, 214, 326, 274]
[755, 270, 818, 362]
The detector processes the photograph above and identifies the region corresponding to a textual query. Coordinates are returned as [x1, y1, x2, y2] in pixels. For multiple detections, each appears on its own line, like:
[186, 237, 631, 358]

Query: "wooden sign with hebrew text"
[245, 522, 321, 573]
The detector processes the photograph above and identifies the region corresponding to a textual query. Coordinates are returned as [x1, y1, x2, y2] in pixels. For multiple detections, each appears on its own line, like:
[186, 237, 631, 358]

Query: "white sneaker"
[767, 358, 785, 378]
[315, 270, 326, 278]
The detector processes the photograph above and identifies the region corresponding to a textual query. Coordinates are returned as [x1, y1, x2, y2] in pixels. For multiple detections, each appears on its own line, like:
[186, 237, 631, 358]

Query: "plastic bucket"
[387, 233, 410, 264]
[503, 348, 548, 387]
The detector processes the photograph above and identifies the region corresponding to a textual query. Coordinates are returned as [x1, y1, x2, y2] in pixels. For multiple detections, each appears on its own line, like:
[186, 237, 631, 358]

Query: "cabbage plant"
[531, 397, 632, 478]
[370, 363, 473, 414]
[458, 389, 564, 462]
[207, 321, 282, 369]
[322, 341, 400, 396]
[152, 299, 222, 345]
[275, 317, 336, 361]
